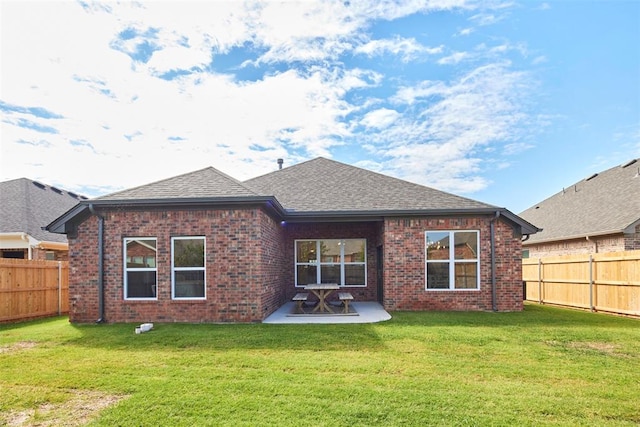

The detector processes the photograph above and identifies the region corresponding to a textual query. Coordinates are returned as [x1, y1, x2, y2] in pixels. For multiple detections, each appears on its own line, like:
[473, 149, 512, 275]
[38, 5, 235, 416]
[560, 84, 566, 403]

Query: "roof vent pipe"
[277, 158, 283, 170]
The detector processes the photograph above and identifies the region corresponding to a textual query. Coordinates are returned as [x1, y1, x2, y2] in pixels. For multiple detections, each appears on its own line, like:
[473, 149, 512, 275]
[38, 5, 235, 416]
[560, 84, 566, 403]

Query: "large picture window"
[295, 239, 366, 287]
[425, 231, 479, 290]
[124, 238, 157, 299]
[172, 237, 206, 299]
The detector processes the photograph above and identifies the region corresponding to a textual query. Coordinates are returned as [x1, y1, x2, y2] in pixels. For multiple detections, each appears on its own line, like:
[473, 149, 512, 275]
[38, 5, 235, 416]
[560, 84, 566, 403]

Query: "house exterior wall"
[0, 246, 67, 261]
[524, 234, 626, 258]
[282, 222, 380, 303]
[67, 210, 525, 322]
[382, 216, 523, 312]
[624, 224, 640, 251]
[258, 212, 288, 319]
[68, 216, 101, 323]
[68, 207, 285, 323]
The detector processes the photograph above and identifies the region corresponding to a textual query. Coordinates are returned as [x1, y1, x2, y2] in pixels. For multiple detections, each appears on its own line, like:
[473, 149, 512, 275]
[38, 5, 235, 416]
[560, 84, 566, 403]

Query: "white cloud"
[362, 62, 534, 194]
[355, 37, 443, 62]
[437, 51, 471, 65]
[361, 108, 401, 129]
[1, 0, 538, 199]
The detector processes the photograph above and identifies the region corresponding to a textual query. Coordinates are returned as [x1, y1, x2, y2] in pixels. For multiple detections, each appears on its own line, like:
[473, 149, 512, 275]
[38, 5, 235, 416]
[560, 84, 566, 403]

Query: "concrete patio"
[263, 301, 392, 324]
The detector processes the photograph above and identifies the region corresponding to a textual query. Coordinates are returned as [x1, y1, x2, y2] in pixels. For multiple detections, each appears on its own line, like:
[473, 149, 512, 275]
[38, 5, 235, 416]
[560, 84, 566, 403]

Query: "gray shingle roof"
[0, 178, 84, 243]
[519, 159, 640, 244]
[96, 167, 259, 201]
[244, 157, 497, 212]
[47, 157, 539, 236]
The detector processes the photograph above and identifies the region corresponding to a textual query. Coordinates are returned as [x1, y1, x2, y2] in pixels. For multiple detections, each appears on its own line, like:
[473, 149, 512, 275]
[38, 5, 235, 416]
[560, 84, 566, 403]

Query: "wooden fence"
[523, 250, 640, 317]
[0, 259, 69, 323]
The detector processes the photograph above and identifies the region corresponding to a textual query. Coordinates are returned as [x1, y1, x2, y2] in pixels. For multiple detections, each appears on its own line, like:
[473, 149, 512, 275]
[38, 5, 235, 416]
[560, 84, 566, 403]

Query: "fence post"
[538, 258, 543, 304]
[58, 261, 62, 316]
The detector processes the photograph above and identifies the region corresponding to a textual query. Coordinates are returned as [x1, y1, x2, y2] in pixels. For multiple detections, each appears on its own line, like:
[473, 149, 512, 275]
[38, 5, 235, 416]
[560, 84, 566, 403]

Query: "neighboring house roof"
[519, 158, 640, 245]
[47, 157, 539, 236]
[0, 178, 85, 244]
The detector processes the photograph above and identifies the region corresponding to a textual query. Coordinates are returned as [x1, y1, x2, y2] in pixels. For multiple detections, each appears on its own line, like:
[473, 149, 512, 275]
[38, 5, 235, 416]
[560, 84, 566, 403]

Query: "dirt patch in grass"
[545, 340, 630, 357]
[1, 390, 127, 427]
[568, 341, 618, 354]
[0, 341, 37, 354]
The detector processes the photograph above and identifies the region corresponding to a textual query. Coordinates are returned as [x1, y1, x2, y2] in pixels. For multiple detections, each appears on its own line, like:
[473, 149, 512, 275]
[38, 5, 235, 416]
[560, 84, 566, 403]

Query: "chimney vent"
[277, 158, 283, 170]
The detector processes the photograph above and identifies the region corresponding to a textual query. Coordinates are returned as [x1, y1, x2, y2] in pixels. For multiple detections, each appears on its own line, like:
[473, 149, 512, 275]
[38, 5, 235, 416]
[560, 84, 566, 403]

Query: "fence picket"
[0, 259, 69, 322]
[523, 250, 640, 317]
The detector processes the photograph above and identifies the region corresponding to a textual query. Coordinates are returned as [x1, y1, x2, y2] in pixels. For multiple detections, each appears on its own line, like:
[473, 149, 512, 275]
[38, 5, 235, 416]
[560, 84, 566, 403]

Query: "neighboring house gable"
[519, 159, 640, 257]
[47, 157, 539, 323]
[0, 178, 85, 260]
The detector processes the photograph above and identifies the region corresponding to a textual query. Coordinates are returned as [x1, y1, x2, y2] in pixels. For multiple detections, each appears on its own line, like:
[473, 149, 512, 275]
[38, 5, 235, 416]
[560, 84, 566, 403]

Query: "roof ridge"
[95, 166, 260, 200]
[246, 157, 497, 208]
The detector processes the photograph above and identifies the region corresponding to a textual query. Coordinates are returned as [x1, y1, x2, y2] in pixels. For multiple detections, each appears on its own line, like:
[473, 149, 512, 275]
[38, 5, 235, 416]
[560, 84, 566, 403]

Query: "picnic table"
[304, 283, 340, 313]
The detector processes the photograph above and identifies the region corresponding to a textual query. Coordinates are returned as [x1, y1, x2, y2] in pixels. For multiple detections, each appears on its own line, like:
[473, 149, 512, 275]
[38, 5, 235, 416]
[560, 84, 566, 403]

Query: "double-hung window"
[295, 239, 366, 287]
[124, 238, 157, 299]
[172, 236, 206, 299]
[425, 231, 479, 290]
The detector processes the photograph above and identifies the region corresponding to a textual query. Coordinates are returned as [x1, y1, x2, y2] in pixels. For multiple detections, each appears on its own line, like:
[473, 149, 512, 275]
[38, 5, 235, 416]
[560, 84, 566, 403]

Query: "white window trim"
[424, 230, 480, 291]
[171, 236, 206, 300]
[124, 237, 158, 301]
[294, 239, 367, 287]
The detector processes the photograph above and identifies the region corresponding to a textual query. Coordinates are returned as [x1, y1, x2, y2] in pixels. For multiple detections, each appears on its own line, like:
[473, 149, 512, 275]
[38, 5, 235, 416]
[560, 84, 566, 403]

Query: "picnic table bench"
[292, 292, 309, 313]
[338, 292, 353, 313]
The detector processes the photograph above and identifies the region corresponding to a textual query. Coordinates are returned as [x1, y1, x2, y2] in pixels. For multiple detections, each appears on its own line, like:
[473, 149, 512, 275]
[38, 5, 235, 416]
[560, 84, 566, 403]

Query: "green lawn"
[1, 303, 639, 426]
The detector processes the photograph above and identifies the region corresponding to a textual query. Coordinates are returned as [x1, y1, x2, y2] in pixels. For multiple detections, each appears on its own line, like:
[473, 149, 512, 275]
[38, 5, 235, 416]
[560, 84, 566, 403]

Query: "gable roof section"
[245, 157, 495, 213]
[519, 159, 640, 244]
[47, 158, 539, 236]
[0, 178, 84, 243]
[96, 166, 260, 200]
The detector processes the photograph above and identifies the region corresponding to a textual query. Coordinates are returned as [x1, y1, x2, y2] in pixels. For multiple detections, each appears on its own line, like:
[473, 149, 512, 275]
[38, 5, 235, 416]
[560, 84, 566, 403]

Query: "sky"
[1, 0, 639, 214]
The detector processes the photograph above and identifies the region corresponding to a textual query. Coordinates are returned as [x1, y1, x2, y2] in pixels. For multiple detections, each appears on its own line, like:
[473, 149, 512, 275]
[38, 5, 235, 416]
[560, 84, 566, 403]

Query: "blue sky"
[1, 1, 638, 213]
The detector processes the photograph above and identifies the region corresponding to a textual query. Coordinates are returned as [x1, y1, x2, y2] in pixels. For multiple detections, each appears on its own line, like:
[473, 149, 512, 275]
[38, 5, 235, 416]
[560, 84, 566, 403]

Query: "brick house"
[47, 158, 539, 323]
[0, 178, 86, 261]
[519, 159, 640, 258]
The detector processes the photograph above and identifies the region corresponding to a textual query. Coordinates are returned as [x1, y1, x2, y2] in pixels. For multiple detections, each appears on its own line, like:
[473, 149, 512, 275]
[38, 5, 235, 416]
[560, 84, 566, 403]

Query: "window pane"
[174, 271, 205, 297]
[174, 238, 204, 267]
[320, 265, 340, 284]
[455, 263, 478, 289]
[344, 264, 365, 286]
[344, 239, 365, 262]
[126, 271, 156, 298]
[454, 232, 477, 260]
[126, 239, 156, 268]
[296, 241, 317, 263]
[296, 265, 317, 285]
[427, 263, 450, 289]
[320, 240, 340, 263]
[426, 232, 449, 260]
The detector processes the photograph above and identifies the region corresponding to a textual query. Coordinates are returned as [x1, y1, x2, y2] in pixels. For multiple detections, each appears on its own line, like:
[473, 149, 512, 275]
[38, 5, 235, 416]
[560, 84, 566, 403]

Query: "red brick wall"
[258, 214, 288, 318]
[525, 234, 626, 258]
[624, 224, 640, 251]
[282, 222, 380, 302]
[67, 210, 524, 323]
[382, 216, 523, 312]
[68, 216, 100, 323]
[68, 207, 285, 323]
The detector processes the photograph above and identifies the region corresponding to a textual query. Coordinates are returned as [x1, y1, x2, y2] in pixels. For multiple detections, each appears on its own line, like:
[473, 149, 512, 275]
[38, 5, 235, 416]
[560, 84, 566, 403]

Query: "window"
[425, 231, 479, 290]
[172, 237, 206, 299]
[124, 238, 157, 299]
[295, 239, 366, 287]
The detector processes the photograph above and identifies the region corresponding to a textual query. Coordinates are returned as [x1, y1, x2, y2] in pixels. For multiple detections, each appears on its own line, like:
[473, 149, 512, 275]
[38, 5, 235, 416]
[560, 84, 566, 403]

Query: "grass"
[1, 303, 639, 426]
